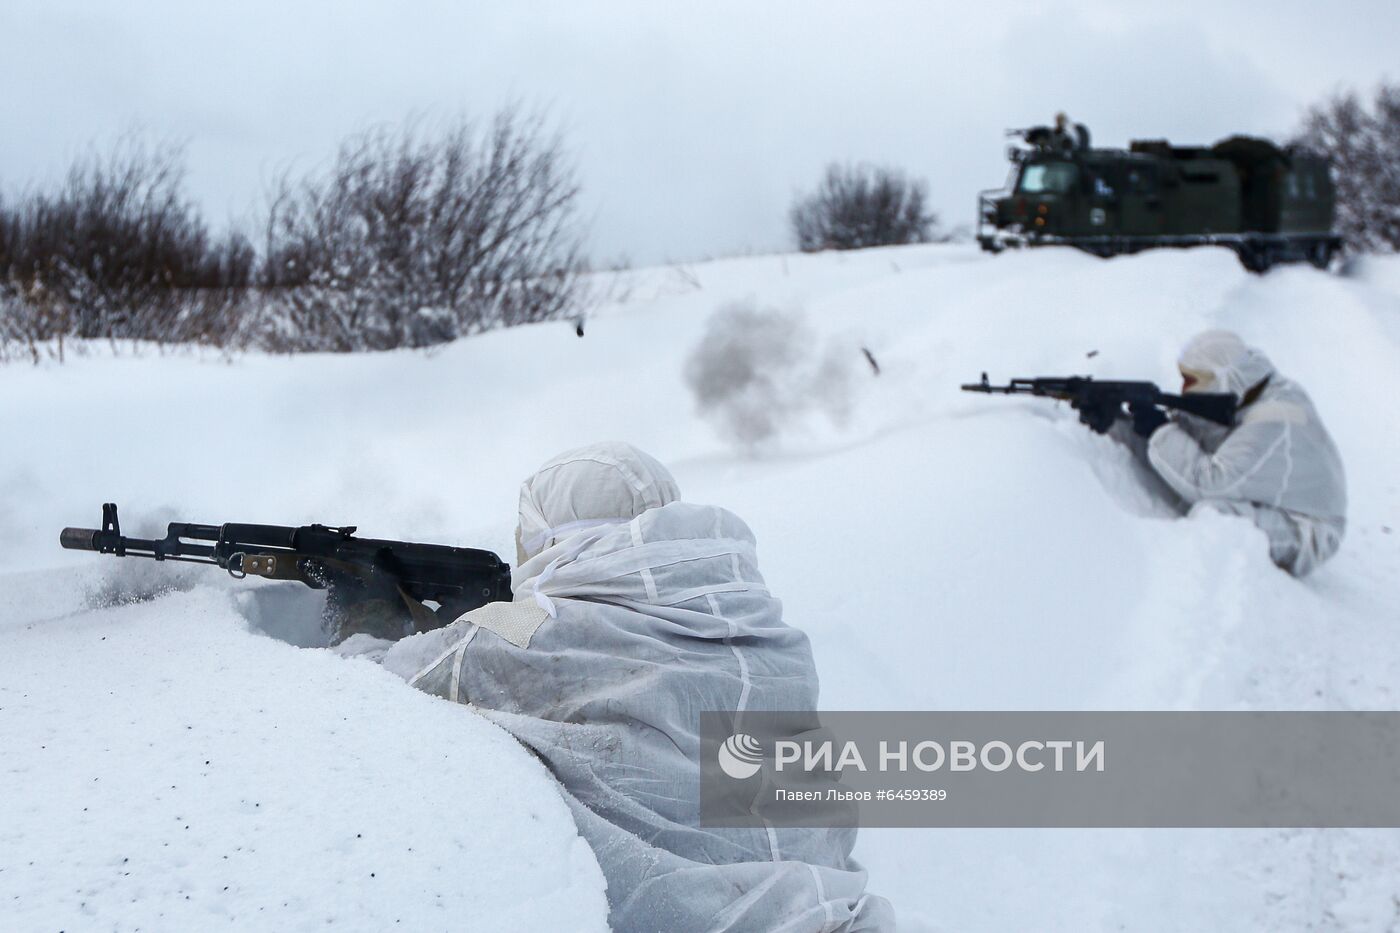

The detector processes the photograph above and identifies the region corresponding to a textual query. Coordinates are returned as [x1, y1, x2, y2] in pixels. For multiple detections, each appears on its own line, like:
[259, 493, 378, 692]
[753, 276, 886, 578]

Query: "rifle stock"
[1158, 390, 1236, 426]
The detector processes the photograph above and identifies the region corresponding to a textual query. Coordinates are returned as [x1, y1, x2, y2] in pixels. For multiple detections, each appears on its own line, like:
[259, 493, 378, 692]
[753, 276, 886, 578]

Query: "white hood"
[514, 441, 681, 568]
[1178, 329, 1275, 400]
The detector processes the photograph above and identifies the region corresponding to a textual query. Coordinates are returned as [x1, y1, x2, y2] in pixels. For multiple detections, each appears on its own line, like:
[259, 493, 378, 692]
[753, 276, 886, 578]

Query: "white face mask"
[1179, 366, 1216, 394]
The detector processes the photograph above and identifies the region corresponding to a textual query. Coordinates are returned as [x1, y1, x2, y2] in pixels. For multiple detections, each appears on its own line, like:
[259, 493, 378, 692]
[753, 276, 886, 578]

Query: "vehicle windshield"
[1018, 162, 1079, 194]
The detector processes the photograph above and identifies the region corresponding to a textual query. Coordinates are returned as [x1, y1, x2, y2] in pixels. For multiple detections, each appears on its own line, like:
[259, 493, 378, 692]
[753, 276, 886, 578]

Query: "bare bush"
[0, 137, 252, 345]
[790, 162, 941, 252]
[684, 302, 853, 450]
[1294, 81, 1400, 253]
[1, 112, 589, 362]
[259, 110, 586, 351]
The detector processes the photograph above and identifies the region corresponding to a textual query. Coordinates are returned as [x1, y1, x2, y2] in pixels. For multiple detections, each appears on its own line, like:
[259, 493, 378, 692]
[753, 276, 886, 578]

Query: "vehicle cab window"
[1018, 162, 1079, 194]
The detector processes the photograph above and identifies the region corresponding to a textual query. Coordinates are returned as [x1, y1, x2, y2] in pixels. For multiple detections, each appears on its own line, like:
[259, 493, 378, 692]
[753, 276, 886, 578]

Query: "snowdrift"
[3, 243, 1399, 931]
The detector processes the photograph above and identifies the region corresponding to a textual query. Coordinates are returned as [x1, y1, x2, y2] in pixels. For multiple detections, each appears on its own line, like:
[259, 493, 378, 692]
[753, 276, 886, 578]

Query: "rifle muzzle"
[60, 527, 100, 551]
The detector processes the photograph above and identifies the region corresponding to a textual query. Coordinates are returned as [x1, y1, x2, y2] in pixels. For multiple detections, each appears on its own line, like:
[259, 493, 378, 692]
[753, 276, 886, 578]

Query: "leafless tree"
[0, 136, 252, 349]
[790, 162, 941, 252]
[1, 112, 588, 362]
[257, 110, 586, 351]
[1294, 81, 1400, 253]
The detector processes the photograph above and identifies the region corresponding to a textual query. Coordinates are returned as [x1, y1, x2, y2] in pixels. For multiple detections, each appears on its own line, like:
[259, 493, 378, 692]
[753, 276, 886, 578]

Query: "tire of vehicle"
[1308, 240, 1333, 271]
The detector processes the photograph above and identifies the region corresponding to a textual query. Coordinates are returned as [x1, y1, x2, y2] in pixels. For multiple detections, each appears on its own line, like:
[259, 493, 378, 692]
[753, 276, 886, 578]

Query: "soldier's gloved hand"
[1073, 401, 1116, 435]
[324, 585, 414, 645]
[1130, 403, 1168, 438]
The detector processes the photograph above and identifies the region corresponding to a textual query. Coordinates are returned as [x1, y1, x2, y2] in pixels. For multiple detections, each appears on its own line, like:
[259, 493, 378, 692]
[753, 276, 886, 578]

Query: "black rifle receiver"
[961, 373, 1236, 434]
[60, 503, 512, 632]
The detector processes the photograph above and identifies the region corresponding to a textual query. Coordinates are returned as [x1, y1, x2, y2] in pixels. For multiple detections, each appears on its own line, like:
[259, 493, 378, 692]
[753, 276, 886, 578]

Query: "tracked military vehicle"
[977, 123, 1341, 272]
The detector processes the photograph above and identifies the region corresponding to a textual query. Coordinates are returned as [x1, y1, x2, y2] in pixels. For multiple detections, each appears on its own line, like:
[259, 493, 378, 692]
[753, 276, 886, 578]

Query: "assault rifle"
[60, 503, 512, 638]
[960, 373, 1236, 434]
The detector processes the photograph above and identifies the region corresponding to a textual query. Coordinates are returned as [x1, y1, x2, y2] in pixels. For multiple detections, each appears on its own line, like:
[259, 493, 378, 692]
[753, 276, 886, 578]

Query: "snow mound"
[3, 244, 1400, 930]
[0, 582, 608, 931]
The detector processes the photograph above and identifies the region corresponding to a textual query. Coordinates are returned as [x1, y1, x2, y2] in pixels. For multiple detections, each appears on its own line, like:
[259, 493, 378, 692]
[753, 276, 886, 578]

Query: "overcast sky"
[1, 1, 1395, 265]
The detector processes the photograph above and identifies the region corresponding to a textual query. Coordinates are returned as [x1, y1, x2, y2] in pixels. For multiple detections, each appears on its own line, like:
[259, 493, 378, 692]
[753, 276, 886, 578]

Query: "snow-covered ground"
[3, 243, 1399, 931]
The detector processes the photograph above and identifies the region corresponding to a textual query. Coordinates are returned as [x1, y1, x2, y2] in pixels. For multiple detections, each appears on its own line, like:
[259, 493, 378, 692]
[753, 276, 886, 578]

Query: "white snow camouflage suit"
[1147, 330, 1347, 577]
[385, 442, 895, 933]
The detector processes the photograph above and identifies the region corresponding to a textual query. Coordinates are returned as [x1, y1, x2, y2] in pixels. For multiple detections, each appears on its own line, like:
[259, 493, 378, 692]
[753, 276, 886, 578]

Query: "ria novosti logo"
[718, 733, 764, 779]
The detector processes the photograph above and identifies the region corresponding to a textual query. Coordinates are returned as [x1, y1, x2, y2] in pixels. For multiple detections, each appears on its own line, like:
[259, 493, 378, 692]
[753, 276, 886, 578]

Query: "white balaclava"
[514, 442, 681, 566]
[1177, 330, 1275, 400]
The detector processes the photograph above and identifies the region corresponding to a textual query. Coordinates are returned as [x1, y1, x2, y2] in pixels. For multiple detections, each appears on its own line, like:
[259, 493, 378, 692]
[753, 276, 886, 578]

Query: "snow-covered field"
[3, 243, 1399, 931]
